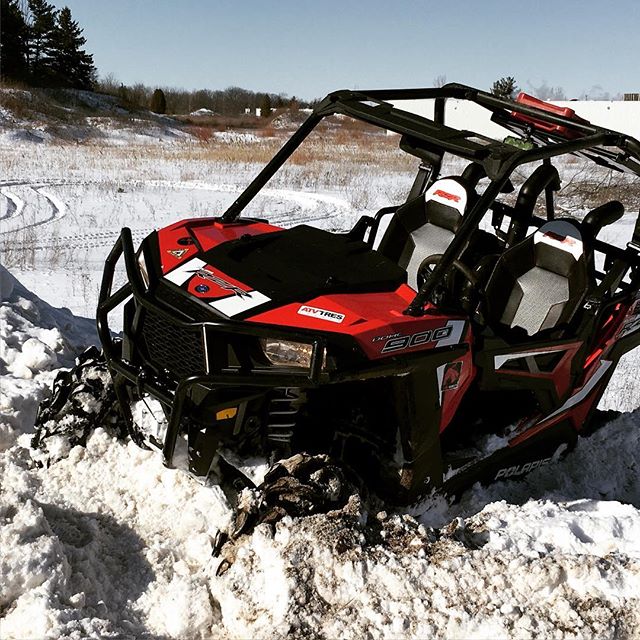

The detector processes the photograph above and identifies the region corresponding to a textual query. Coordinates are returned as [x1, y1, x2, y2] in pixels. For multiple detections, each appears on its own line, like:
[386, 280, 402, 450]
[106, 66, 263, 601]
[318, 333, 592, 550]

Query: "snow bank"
[1, 267, 640, 639]
[0, 269, 232, 638]
[213, 496, 640, 639]
[0, 264, 95, 447]
[213, 130, 259, 143]
[190, 108, 216, 117]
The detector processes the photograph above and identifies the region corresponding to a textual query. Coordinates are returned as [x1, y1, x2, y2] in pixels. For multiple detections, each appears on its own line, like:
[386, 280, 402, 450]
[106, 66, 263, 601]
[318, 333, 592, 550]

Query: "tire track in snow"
[0, 178, 106, 188]
[147, 179, 353, 227]
[0, 188, 25, 221]
[0, 186, 68, 234]
[35, 187, 67, 225]
[1, 178, 352, 245]
[6, 228, 153, 251]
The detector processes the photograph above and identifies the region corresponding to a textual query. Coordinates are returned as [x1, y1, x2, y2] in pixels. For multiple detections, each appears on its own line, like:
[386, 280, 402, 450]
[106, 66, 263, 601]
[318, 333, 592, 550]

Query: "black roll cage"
[220, 83, 640, 316]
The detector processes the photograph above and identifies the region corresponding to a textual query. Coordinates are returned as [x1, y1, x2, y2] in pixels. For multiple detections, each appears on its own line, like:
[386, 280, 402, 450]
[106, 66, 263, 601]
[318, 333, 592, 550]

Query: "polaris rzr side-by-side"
[56, 84, 640, 508]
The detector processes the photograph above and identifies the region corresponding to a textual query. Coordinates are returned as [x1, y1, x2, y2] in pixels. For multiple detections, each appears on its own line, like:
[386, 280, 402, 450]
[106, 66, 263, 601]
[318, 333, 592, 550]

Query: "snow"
[2, 277, 639, 640]
[1, 128, 640, 638]
[190, 108, 216, 116]
[213, 130, 259, 143]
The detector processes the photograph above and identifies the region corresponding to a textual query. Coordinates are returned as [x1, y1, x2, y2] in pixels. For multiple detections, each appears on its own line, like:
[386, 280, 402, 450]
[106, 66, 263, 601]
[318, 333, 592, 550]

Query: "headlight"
[137, 250, 150, 289]
[260, 338, 314, 368]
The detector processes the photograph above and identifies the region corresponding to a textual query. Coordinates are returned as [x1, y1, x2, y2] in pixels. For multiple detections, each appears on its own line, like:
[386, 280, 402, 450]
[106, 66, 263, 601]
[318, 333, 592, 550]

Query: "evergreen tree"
[26, 0, 57, 84]
[0, 0, 30, 82]
[48, 6, 96, 89]
[491, 76, 519, 100]
[260, 93, 272, 118]
[150, 88, 166, 114]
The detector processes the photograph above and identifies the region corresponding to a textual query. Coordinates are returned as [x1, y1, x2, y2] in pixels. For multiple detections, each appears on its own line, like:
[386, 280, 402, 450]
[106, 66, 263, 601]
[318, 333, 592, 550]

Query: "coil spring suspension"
[266, 387, 305, 451]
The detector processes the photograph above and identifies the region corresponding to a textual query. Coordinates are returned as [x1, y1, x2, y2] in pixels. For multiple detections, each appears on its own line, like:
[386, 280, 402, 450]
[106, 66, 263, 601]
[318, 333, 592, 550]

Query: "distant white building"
[390, 98, 640, 141]
[244, 107, 272, 117]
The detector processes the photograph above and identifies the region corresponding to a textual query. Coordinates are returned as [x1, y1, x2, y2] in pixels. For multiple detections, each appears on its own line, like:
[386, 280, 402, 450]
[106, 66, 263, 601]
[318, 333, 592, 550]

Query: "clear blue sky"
[52, 0, 639, 100]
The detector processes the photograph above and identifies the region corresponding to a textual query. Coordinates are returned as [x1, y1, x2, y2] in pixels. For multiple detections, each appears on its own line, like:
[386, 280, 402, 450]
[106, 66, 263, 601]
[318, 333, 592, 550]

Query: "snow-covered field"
[1, 128, 640, 639]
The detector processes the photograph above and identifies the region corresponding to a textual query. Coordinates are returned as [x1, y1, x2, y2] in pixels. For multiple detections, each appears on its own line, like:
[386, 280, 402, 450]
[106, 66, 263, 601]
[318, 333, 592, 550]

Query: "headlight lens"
[260, 338, 314, 368]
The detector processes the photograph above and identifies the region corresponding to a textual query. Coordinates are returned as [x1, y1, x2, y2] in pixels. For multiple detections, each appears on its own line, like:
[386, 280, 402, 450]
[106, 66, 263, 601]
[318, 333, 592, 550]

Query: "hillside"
[0, 86, 192, 145]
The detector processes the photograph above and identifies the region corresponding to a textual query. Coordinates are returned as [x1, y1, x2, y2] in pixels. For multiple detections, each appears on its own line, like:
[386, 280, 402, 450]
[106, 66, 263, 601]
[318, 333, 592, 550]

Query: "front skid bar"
[97, 228, 467, 470]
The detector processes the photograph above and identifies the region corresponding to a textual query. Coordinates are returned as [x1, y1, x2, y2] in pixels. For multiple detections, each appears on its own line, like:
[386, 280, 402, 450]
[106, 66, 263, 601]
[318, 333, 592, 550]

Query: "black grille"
[142, 309, 206, 378]
[154, 281, 212, 321]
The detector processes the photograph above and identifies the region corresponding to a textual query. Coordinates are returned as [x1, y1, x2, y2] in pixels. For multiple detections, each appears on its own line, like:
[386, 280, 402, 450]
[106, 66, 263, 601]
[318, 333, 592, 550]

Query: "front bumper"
[97, 228, 335, 467]
[98, 228, 466, 490]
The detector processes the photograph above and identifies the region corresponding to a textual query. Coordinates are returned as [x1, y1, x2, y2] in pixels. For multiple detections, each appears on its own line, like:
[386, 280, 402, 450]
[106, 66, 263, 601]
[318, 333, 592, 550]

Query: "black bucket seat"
[377, 177, 473, 290]
[484, 219, 589, 337]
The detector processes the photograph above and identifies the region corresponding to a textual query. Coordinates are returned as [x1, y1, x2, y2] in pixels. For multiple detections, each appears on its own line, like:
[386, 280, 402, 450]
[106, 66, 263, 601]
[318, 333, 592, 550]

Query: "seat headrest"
[533, 220, 584, 261]
[423, 178, 469, 215]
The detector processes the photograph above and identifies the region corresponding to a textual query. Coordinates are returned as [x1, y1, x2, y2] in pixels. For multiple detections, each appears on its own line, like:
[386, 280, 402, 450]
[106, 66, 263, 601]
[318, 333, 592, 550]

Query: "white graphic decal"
[436, 364, 446, 406]
[165, 257, 206, 286]
[435, 320, 465, 347]
[376, 320, 465, 354]
[534, 229, 583, 260]
[297, 305, 345, 324]
[494, 347, 566, 370]
[210, 291, 271, 317]
[540, 360, 612, 422]
[424, 178, 467, 214]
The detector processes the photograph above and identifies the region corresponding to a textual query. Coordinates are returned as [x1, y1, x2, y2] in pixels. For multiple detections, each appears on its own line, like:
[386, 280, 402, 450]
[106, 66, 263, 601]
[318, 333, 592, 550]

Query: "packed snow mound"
[214, 502, 640, 639]
[0, 264, 96, 448]
[415, 409, 640, 528]
[1, 266, 640, 639]
[1, 427, 233, 639]
[190, 108, 216, 116]
[0, 268, 232, 638]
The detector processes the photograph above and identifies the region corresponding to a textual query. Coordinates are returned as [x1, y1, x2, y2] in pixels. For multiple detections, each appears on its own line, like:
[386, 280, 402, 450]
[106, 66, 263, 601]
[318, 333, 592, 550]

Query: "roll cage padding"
[484, 220, 589, 337]
[582, 201, 625, 239]
[505, 164, 561, 247]
[377, 177, 474, 289]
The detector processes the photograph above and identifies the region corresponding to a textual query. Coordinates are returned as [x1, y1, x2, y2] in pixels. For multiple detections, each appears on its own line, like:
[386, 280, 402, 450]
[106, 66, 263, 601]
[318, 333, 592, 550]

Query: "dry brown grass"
[186, 125, 215, 142]
[152, 128, 414, 174]
[173, 114, 268, 130]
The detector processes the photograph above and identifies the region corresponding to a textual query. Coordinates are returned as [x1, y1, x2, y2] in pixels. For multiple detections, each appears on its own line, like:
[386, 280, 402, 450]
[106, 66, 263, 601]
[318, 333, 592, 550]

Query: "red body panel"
[249, 291, 468, 360]
[158, 218, 471, 361]
[508, 301, 633, 447]
[158, 218, 281, 275]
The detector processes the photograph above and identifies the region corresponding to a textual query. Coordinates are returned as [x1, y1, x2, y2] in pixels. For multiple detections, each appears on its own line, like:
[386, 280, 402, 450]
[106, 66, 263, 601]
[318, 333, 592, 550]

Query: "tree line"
[97, 75, 313, 116]
[1, 0, 96, 89]
[490, 75, 623, 101]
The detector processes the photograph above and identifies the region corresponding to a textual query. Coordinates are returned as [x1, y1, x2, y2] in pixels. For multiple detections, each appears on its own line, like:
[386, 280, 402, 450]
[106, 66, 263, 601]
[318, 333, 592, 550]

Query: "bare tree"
[98, 72, 120, 94]
[579, 85, 612, 101]
[433, 75, 447, 88]
[527, 81, 566, 101]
